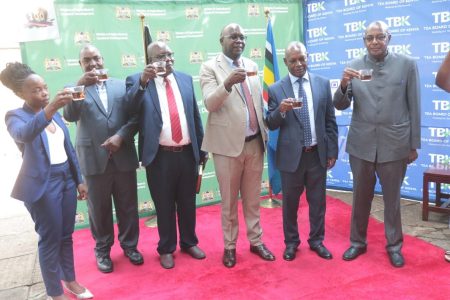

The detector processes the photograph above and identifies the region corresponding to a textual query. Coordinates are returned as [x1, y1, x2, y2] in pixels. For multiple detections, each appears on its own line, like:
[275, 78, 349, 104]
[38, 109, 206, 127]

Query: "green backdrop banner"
[20, 0, 302, 229]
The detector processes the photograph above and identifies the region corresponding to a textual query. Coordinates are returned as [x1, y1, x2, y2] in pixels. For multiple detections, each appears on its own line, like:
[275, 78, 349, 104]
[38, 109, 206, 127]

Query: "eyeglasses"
[223, 34, 247, 41]
[151, 52, 174, 61]
[363, 34, 388, 43]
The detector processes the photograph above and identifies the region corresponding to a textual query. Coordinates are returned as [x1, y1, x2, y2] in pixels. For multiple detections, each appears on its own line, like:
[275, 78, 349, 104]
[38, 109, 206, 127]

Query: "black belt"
[302, 145, 317, 153]
[245, 133, 260, 142]
[159, 144, 190, 152]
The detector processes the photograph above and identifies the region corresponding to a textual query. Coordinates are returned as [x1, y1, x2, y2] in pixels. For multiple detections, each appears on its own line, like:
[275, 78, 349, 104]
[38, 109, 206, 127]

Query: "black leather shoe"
[388, 252, 404, 268]
[250, 244, 275, 261]
[223, 249, 236, 268]
[283, 246, 297, 261]
[342, 246, 367, 261]
[310, 244, 333, 260]
[181, 246, 206, 259]
[96, 255, 113, 273]
[124, 249, 144, 265]
[160, 253, 174, 269]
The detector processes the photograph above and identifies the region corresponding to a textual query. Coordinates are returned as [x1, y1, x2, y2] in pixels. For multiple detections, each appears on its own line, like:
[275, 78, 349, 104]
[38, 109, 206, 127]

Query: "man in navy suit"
[126, 41, 207, 269]
[266, 41, 338, 261]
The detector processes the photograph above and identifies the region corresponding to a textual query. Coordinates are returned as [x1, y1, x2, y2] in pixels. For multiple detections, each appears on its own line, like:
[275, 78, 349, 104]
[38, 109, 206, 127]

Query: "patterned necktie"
[298, 78, 312, 146]
[233, 60, 258, 132]
[164, 77, 183, 143]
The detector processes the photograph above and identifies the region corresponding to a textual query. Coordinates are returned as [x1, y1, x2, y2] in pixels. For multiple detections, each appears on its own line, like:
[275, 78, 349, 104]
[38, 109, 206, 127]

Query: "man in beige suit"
[199, 23, 275, 268]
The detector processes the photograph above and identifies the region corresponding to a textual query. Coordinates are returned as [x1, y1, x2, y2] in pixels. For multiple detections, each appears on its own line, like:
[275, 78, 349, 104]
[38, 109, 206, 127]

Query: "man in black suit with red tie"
[126, 41, 207, 269]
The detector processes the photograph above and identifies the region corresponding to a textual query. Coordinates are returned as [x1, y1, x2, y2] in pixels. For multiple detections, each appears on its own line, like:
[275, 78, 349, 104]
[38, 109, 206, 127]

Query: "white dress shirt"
[155, 73, 191, 146]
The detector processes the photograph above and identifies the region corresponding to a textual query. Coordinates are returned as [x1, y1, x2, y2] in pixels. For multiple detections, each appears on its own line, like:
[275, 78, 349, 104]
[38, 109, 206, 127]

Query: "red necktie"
[164, 77, 183, 143]
[234, 60, 258, 132]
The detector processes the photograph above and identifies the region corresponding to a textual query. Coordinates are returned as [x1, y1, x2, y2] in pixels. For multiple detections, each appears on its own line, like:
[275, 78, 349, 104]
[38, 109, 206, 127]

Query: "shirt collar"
[155, 73, 176, 84]
[289, 71, 310, 85]
[223, 54, 244, 68]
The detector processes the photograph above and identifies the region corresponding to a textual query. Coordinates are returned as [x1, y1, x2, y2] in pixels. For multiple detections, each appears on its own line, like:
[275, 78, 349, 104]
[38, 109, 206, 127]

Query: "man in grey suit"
[333, 21, 421, 267]
[64, 45, 143, 273]
[266, 41, 338, 262]
[200, 23, 275, 268]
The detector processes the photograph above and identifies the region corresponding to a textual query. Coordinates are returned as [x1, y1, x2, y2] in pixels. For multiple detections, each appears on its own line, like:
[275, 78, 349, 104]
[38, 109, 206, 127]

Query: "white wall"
[0, 47, 28, 217]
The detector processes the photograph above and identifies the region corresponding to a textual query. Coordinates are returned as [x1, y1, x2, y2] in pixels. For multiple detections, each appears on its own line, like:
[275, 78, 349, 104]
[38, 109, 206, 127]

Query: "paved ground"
[0, 190, 449, 300]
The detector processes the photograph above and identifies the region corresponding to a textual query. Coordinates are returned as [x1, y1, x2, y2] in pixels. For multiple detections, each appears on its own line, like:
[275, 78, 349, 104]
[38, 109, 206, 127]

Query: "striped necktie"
[297, 78, 312, 146]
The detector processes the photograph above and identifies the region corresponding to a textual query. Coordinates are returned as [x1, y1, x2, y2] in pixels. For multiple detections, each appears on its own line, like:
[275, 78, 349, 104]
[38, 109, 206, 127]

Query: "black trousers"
[146, 145, 199, 254]
[280, 150, 327, 248]
[85, 160, 139, 256]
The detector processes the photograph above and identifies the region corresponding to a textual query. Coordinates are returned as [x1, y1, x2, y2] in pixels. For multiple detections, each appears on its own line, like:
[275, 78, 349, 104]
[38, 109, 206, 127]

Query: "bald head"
[220, 23, 246, 60]
[363, 20, 391, 61]
[284, 41, 307, 58]
[220, 23, 243, 41]
[284, 41, 308, 78]
[147, 41, 174, 76]
[147, 41, 168, 59]
[365, 20, 390, 36]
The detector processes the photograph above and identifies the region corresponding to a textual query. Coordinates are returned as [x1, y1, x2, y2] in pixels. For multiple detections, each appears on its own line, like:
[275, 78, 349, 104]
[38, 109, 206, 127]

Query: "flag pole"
[260, 9, 282, 209]
[140, 15, 158, 228]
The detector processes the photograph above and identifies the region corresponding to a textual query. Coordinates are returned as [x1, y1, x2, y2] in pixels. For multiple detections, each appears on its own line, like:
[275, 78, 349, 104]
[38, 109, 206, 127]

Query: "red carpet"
[73, 196, 449, 299]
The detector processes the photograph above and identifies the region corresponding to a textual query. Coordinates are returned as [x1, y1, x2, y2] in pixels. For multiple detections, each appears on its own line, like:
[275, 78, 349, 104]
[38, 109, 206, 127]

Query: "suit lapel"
[280, 76, 301, 122]
[218, 54, 245, 102]
[308, 73, 320, 121]
[148, 79, 163, 122]
[86, 85, 108, 116]
[173, 72, 189, 116]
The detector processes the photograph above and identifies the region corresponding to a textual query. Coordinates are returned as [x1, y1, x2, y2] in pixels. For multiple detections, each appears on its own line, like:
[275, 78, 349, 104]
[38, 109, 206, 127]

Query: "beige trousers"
[213, 137, 264, 250]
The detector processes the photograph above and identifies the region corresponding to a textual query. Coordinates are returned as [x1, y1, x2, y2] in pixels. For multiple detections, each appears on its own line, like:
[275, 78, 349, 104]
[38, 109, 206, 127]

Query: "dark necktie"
[233, 60, 258, 132]
[298, 78, 312, 146]
[164, 77, 183, 143]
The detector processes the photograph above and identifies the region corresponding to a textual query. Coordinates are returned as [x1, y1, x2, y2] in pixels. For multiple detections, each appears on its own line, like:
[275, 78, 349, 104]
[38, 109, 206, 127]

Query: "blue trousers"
[25, 161, 77, 297]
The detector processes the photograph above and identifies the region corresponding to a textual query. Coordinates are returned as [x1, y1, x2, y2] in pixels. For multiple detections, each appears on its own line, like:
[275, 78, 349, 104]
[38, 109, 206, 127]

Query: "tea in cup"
[68, 85, 85, 101]
[359, 69, 373, 81]
[246, 65, 258, 77]
[292, 97, 303, 109]
[95, 69, 108, 82]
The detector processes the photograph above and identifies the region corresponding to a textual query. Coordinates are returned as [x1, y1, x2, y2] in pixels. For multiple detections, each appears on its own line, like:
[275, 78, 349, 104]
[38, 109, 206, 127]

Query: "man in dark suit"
[266, 41, 338, 261]
[126, 41, 207, 269]
[64, 44, 142, 273]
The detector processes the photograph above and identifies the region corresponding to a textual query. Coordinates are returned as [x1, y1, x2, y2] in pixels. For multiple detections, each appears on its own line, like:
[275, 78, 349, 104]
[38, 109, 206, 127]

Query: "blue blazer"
[5, 105, 83, 204]
[125, 71, 205, 167]
[265, 73, 338, 172]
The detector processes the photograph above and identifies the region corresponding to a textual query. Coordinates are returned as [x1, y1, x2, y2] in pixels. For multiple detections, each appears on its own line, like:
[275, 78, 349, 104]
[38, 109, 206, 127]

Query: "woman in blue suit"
[1, 62, 93, 300]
